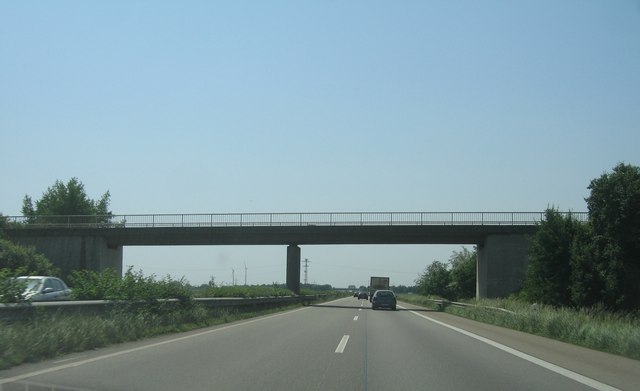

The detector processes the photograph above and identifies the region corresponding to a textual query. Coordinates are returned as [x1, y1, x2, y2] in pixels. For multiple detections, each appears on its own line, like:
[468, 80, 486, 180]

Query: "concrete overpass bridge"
[5, 212, 588, 298]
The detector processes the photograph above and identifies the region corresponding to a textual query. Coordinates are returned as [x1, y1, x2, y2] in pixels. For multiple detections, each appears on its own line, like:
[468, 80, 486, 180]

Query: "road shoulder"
[398, 301, 640, 391]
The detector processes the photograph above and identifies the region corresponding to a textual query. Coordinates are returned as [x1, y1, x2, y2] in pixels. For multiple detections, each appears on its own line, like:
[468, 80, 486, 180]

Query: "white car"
[16, 276, 73, 301]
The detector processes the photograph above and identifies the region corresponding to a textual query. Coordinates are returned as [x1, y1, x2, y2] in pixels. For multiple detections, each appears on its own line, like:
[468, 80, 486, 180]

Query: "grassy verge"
[397, 294, 640, 361]
[0, 297, 335, 370]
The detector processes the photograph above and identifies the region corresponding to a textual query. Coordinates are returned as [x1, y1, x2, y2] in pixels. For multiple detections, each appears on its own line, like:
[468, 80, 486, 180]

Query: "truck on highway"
[369, 276, 390, 302]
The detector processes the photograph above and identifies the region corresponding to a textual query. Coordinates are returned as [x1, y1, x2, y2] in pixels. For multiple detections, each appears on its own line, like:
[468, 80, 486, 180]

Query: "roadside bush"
[415, 248, 478, 301]
[416, 261, 453, 299]
[69, 267, 193, 301]
[0, 268, 28, 303]
[195, 284, 294, 298]
[68, 268, 121, 300]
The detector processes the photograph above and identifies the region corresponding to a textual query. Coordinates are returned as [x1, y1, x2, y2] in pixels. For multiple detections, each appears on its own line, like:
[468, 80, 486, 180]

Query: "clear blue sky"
[2, 1, 639, 288]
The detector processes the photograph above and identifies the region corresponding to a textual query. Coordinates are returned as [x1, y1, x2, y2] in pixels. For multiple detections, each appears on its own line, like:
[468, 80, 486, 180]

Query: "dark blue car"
[371, 290, 396, 310]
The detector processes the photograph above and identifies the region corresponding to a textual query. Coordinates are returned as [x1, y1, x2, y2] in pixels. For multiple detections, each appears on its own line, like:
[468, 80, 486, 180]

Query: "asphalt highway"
[1, 297, 638, 390]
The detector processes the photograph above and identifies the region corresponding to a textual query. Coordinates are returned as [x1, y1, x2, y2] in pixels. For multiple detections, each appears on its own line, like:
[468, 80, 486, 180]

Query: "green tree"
[0, 213, 7, 238]
[0, 238, 59, 276]
[22, 178, 111, 224]
[569, 223, 605, 307]
[448, 247, 477, 300]
[416, 261, 452, 299]
[584, 163, 640, 310]
[0, 268, 28, 303]
[522, 208, 581, 306]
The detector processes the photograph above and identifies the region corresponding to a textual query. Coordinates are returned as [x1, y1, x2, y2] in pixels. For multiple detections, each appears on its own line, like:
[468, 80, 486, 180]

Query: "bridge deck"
[6, 211, 587, 246]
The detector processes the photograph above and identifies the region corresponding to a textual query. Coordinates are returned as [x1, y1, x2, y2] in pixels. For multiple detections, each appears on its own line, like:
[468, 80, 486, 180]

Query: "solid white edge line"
[0, 306, 312, 385]
[400, 306, 620, 391]
[335, 335, 350, 354]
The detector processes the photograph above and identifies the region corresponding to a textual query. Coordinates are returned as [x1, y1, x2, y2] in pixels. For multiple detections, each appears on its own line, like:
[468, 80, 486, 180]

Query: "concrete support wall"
[286, 245, 301, 294]
[10, 235, 123, 279]
[477, 234, 531, 299]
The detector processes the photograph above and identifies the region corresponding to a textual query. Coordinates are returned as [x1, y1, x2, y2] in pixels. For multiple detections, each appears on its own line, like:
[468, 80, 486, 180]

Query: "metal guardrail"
[0, 296, 321, 322]
[6, 212, 588, 229]
[429, 298, 516, 314]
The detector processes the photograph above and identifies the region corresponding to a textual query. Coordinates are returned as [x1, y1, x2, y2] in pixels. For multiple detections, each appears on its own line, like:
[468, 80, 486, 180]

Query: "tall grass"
[398, 295, 640, 360]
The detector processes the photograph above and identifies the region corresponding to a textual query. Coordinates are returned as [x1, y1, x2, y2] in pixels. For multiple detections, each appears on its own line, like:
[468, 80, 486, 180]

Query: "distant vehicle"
[369, 276, 390, 302]
[357, 291, 368, 300]
[371, 290, 396, 310]
[16, 276, 72, 301]
[353, 291, 359, 297]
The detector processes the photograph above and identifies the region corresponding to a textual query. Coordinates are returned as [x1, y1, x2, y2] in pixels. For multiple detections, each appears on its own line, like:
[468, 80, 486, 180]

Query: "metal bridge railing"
[5, 212, 589, 229]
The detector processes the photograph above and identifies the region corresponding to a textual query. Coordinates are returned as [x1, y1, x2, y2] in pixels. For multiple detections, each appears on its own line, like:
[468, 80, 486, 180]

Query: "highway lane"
[1, 297, 638, 390]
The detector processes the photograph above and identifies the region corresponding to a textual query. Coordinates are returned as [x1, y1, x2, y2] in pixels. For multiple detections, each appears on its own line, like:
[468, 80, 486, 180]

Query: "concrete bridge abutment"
[476, 234, 531, 299]
[9, 234, 123, 280]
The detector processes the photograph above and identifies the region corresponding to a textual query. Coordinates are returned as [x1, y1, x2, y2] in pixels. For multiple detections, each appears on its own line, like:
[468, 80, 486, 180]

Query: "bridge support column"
[477, 234, 531, 299]
[286, 245, 301, 294]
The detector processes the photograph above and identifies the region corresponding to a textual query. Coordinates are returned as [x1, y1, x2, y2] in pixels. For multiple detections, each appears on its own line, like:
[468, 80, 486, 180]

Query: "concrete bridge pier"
[476, 234, 531, 299]
[286, 245, 301, 294]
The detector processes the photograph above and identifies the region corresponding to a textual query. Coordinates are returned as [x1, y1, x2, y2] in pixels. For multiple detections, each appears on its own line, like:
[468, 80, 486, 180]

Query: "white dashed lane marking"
[335, 335, 350, 354]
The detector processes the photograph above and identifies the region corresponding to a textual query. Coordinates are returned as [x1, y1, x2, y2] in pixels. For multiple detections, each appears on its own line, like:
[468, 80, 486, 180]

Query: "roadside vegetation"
[414, 247, 476, 302]
[69, 267, 195, 301]
[192, 277, 296, 298]
[521, 163, 640, 311]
